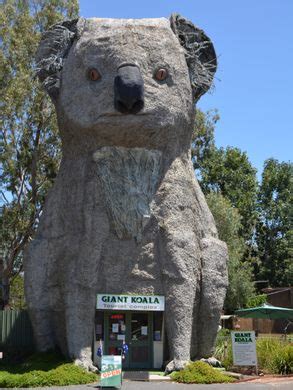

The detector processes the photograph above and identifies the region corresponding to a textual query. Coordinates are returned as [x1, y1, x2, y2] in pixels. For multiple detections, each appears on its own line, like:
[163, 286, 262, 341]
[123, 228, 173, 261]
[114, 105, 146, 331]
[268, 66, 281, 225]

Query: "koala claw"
[165, 359, 190, 374]
[74, 359, 99, 373]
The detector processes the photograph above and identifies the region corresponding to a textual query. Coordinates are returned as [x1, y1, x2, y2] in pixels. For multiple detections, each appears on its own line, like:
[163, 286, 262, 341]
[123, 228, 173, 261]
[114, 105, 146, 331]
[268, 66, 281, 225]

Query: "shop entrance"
[104, 311, 153, 369]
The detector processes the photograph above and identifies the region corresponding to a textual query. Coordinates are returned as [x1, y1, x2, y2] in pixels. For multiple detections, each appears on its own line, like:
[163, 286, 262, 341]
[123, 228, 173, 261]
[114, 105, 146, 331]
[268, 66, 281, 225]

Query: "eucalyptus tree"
[206, 192, 255, 311]
[256, 159, 293, 286]
[192, 110, 258, 242]
[0, 0, 79, 308]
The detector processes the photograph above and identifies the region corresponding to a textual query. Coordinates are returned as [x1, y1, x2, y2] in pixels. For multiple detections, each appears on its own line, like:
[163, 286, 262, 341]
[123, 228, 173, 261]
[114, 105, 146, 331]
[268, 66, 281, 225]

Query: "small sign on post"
[100, 355, 122, 388]
[231, 331, 258, 374]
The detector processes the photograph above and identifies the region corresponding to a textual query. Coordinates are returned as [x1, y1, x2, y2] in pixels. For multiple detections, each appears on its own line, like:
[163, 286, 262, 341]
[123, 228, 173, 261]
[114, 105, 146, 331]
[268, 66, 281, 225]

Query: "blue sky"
[79, 0, 292, 177]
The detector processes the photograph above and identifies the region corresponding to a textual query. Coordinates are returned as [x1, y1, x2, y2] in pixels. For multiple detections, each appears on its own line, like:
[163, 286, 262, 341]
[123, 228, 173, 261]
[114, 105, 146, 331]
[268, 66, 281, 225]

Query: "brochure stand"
[100, 354, 122, 388]
[99, 342, 128, 389]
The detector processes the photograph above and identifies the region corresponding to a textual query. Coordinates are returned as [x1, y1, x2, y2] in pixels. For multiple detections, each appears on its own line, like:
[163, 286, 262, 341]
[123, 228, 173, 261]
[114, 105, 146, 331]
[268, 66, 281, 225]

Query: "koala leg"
[24, 238, 55, 351]
[163, 283, 196, 373]
[159, 230, 199, 373]
[63, 225, 107, 372]
[191, 237, 228, 358]
[65, 286, 98, 372]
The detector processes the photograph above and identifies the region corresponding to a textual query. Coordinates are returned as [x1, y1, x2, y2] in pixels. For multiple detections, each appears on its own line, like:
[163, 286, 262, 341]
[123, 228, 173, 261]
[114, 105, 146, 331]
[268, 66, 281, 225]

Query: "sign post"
[231, 331, 258, 375]
[100, 355, 122, 388]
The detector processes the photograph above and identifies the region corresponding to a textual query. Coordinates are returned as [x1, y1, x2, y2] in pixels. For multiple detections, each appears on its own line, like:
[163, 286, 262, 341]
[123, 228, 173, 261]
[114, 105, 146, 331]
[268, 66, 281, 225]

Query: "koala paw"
[74, 358, 99, 373]
[165, 359, 189, 374]
[200, 357, 222, 367]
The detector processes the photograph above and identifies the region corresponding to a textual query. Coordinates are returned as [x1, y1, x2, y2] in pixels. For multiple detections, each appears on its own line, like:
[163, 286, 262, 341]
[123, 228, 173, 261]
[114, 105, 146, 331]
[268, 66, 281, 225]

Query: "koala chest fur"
[25, 15, 228, 373]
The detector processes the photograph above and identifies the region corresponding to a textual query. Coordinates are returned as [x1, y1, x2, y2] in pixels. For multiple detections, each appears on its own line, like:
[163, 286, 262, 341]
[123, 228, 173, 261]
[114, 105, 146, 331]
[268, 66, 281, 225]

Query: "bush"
[246, 294, 267, 308]
[214, 333, 233, 369]
[171, 361, 235, 384]
[257, 338, 293, 375]
[270, 344, 292, 375]
[0, 352, 99, 388]
[256, 337, 281, 370]
[215, 336, 293, 375]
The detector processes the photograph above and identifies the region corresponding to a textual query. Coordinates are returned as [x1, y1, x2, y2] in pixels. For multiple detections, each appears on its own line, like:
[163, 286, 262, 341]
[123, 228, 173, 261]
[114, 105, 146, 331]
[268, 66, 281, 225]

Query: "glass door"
[104, 312, 129, 368]
[104, 311, 153, 369]
[129, 312, 153, 369]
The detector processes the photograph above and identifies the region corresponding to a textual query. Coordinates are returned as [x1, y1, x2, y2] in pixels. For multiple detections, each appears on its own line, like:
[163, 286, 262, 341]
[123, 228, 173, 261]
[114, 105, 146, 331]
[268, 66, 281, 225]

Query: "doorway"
[104, 311, 153, 369]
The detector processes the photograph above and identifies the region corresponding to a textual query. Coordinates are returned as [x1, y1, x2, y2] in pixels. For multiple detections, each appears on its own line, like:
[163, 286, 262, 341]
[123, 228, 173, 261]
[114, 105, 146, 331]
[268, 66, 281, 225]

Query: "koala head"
[36, 15, 216, 151]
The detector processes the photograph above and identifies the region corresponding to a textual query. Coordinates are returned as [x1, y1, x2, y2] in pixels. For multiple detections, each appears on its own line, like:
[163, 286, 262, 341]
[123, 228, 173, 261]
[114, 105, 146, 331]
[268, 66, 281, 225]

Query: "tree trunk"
[1, 273, 10, 309]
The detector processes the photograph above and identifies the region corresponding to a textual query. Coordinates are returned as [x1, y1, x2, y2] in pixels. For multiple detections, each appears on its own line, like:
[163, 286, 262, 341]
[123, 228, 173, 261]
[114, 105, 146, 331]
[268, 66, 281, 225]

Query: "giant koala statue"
[25, 15, 228, 372]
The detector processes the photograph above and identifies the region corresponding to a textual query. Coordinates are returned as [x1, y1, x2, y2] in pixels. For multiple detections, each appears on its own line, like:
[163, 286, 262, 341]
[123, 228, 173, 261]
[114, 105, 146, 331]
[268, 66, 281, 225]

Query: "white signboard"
[231, 331, 257, 366]
[97, 294, 165, 311]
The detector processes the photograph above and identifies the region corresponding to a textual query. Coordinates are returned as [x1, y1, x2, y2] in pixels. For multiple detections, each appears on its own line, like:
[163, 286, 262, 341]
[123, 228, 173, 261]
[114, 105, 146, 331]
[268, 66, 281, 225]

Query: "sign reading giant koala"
[25, 15, 228, 373]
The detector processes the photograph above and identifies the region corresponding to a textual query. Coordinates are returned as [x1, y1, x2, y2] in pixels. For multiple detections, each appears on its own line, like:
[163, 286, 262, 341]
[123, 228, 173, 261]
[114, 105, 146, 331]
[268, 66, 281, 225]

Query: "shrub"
[171, 361, 235, 384]
[214, 333, 233, 369]
[256, 337, 282, 370]
[214, 335, 293, 375]
[0, 352, 99, 388]
[246, 294, 267, 308]
[257, 337, 293, 374]
[269, 344, 293, 375]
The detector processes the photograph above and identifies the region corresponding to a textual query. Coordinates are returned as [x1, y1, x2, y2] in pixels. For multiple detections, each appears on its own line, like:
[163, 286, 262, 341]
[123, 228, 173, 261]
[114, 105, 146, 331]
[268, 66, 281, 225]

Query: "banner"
[97, 294, 165, 311]
[100, 355, 122, 388]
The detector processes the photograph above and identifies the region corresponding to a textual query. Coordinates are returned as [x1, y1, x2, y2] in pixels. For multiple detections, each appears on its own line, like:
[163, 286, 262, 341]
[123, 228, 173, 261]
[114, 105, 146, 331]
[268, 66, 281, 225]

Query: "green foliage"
[256, 159, 293, 286]
[206, 192, 244, 255]
[192, 110, 292, 289]
[0, 352, 98, 388]
[0, 0, 79, 307]
[192, 108, 219, 171]
[171, 361, 235, 384]
[256, 338, 293, 375]
[9, 274, 26, 309]
[200, 147, 258, 241]
[256, 338, 282, 372]
[215, 336, 293, 375]
[269, 344, 293, 375]
[206, 192, 256, 311]
[192, 111, 258, 240]
[214, 332, 233, 369]
[246, 294, 267, 308]
[217, 328, 231, 337]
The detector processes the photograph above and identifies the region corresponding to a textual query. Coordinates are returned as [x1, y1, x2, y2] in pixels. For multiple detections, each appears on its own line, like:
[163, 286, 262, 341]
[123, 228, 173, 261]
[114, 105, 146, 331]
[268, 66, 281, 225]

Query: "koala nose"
[114, 64, 144, 114]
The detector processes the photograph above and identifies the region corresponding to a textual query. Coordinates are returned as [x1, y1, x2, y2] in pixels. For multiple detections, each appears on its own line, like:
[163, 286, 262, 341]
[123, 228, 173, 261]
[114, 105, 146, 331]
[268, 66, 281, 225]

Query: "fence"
[0, 310, 34, 350]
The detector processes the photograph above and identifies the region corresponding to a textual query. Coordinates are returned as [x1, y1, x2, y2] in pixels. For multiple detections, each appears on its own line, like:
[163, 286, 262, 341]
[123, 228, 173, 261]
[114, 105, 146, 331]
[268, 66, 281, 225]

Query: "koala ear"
[170, 13, 217, 102]
[36, 18, 82, 100]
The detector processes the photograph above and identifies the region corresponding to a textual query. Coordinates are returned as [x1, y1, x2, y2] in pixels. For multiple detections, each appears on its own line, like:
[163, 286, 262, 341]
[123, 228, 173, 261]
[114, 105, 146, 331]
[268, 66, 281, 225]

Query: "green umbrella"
[234, 303, 293, 320]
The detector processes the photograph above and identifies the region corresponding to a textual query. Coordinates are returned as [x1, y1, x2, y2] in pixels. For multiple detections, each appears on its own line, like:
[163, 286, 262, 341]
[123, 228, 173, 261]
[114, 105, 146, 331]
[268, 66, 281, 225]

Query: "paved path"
[9, 378, 293, 390]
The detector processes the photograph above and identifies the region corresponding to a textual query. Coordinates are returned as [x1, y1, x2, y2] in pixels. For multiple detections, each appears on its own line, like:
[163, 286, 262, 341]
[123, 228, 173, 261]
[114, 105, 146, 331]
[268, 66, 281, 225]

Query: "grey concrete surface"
[8, 379, 293, 390]
[119, 380, 293, 389]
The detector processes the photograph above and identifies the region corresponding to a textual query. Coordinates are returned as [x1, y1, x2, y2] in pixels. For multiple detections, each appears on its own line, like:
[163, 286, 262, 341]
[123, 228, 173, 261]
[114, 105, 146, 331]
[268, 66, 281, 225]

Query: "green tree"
[0, 0, 79, 308]
[206, 192, 256, 312]
[191, 108, 219, 171]
[200, 147, 258, 242]
[10, 274, 25, 309]
[192, 110, 258, 242]
[256, 159, 293, 286]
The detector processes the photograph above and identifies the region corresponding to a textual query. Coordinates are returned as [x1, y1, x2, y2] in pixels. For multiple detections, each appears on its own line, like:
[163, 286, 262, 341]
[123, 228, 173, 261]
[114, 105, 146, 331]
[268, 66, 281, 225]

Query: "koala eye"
[88, 68, 101, 81]
[154, 68, 168, 81]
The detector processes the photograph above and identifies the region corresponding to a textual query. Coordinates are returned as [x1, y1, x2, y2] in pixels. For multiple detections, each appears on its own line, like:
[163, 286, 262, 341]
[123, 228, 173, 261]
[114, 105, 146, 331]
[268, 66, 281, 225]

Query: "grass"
[0, 352, 99, 388]
[214, 333, 293, 375]
[256, 338, 293, 375]
[149, 371, 165, 376]
[171, 361, 235, 384]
